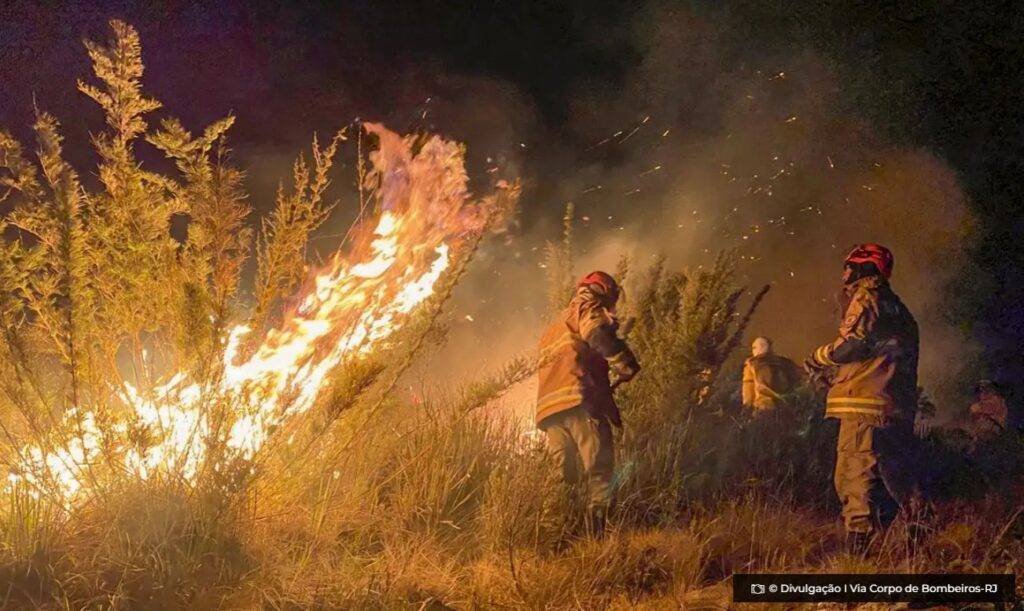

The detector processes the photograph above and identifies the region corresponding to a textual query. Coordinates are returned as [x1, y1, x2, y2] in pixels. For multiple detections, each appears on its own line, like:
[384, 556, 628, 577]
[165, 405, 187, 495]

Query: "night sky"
[3, 1, 1024, 405]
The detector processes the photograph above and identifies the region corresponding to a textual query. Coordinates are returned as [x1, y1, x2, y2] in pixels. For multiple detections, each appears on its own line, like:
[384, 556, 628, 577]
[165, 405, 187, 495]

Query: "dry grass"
[1, 379, 1022, 608]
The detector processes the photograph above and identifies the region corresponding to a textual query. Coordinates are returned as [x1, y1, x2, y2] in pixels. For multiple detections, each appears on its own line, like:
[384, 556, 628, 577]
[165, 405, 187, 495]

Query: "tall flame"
[8, 124, 509, 501]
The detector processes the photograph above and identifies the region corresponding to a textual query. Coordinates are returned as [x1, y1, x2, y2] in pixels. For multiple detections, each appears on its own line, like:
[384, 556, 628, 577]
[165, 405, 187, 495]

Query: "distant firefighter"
[804, 243, 920, 553]
[967, 380, 1008, 441]
[741, 337, 801, 412]
[535, 271, 640, 535]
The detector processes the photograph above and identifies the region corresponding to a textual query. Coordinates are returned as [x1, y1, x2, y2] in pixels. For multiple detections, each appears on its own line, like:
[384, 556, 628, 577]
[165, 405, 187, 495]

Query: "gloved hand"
[610, 368, 636, 390]
[803, 356, 824, 376]
[803, 357, 835, 393]
[608, 348, 640, 387]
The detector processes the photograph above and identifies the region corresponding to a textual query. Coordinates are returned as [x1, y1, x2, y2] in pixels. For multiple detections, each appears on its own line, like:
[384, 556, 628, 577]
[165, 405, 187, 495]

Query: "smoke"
[429, 4, 975, 416]
[0, 4, 977, 418]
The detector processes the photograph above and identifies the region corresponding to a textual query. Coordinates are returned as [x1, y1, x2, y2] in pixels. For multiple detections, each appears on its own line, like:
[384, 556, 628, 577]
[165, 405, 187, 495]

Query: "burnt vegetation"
[0, 20, 1021, 610]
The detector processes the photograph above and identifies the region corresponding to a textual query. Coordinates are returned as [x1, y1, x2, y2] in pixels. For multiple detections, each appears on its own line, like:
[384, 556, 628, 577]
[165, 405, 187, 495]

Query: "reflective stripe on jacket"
[535, 291, 618, 426]
[814, 276, 919, 422]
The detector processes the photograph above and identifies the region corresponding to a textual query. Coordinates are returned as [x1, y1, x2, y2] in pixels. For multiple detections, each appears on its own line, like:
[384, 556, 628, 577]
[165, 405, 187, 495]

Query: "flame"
[9, 124, 506, 501]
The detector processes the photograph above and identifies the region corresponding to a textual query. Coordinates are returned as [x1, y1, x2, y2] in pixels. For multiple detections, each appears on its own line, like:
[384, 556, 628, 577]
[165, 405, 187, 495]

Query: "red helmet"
[577, 271, 620, 302]
[844, 243, 894, 278]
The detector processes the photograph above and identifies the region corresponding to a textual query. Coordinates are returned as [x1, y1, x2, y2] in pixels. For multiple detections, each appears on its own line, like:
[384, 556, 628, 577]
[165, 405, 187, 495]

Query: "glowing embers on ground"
[8, 125, 482, 501]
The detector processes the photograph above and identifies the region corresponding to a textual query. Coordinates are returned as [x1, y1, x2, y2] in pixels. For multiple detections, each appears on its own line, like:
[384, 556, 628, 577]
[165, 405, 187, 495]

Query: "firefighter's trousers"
[834, 418, 919, 533]
[541, 404, 615, 513]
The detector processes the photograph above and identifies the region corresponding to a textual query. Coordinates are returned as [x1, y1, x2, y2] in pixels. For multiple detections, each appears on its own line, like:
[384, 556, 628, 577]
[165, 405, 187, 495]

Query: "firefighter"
[804, 243, 921, 553]
[967, 380, 1008, 442]
[742, 337, 801, 413]
[535, 271, 640, 535]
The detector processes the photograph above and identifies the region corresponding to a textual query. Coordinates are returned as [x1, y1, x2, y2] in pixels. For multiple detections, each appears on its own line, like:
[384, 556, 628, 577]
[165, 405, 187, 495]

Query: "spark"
[619, 125, 641, 143]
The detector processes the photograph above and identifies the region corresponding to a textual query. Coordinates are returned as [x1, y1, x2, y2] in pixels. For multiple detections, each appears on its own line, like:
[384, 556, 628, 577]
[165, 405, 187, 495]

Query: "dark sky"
[3, 0, 1024, 397]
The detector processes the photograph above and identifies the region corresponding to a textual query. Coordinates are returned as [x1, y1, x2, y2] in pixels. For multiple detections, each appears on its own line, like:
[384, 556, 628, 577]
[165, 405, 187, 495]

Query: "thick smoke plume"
[431, 6, 974, 417]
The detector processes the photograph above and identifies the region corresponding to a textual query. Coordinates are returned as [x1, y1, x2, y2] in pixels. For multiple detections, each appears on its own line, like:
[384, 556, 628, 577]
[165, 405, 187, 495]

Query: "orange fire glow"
[9, 123, 512, 501]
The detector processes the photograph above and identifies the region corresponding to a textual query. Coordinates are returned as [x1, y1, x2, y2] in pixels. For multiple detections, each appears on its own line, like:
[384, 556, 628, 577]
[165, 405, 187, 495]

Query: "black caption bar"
[733, 573, 1016, 603]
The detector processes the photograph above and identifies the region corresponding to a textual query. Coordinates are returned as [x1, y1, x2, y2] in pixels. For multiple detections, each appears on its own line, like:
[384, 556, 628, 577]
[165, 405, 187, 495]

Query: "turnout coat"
[812, 275, 919, 424]
[535, 289, 637, 427]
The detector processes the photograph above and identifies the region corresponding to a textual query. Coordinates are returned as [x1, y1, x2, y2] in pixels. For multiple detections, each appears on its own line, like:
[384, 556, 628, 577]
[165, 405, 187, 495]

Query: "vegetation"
[0, 20, 1022, 610]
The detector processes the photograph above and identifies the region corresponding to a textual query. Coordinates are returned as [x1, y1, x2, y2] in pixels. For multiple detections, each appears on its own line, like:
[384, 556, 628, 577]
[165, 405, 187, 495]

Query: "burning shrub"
[0, 19, 521, 607]
[0, 18, 518, 502]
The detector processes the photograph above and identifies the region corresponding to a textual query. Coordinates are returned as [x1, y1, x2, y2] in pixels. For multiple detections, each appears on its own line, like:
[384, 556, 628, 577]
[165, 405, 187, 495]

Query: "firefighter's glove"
[803, 357, 835, 392]
[608, 348, 640, 386]
[798, 354, 831, 382]
[803, 356, 824, 377]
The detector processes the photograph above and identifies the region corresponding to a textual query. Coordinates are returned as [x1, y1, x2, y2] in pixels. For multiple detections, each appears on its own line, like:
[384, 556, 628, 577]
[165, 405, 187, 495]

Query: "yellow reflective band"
[539, 340, 573, 363]
[827, 397, 887, 405]
[538, 397, 584, 415]
[538, 384, 582, 399]
[539, 331, 582, 360]
[538, 395, 583, 409]
[826, 405, 885, 416]
[815, 345, 837, 367]
[537, 385, 584, 410]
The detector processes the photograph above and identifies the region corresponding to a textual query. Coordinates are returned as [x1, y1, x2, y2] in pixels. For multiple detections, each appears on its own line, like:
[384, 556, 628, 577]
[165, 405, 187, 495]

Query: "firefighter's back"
[536, 308, 586, 426]
[827, 278, 919, 421]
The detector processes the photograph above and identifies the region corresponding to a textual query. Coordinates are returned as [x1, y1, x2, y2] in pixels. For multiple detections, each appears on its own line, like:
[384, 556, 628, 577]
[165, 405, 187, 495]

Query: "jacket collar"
[846, 274, 886, 293]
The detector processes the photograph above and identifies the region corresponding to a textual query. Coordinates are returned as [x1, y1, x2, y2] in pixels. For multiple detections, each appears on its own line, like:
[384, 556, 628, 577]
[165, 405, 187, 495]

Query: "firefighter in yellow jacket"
[536, 271, 640, 533]
[742, 337, 801, 412]
[805, 244, 920, 552]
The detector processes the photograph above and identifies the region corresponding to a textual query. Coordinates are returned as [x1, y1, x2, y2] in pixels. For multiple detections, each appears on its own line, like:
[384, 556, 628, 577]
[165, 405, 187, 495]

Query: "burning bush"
[0, 19, 522, 605]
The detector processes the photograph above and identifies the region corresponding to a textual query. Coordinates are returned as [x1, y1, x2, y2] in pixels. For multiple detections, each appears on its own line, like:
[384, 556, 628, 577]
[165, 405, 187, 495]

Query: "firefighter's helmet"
[577, 271, 620, 304]
[974, 379, 1000, 397]
[751, 337, 772, 357]
[844, 243, 894, 279]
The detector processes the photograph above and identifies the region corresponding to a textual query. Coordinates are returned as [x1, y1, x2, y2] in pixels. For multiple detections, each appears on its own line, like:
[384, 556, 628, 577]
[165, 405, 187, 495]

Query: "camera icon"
[751, 584, 766, 595]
